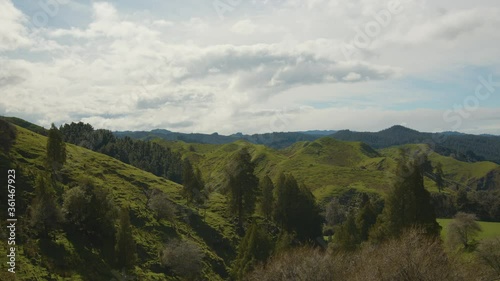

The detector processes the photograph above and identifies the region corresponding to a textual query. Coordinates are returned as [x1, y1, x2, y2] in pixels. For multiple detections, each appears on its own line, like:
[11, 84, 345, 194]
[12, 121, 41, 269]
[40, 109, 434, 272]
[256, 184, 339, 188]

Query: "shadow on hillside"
[186, 211, 234, 279]
[61, 228, 115, 281]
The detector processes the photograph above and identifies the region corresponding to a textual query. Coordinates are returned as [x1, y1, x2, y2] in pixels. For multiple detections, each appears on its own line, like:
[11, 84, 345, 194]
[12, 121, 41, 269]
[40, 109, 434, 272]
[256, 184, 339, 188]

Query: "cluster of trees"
[431, 188, 500, 222]
[224, 148, 324, 279]
[327, 150, 440, 252]
[59, 122, 183, 183]
[28, 172, 137, 269]
[0, 119, 17, 153]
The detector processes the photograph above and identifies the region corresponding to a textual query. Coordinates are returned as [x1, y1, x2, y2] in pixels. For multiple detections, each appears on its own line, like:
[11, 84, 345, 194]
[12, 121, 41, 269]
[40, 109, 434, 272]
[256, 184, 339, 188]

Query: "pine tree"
[274, 173, 322, 241]
[434, 162, 445, 192]
[29, 175, 62, 237]
[356, 195, 378, 242]
[333, 212, 360, 251]
[371, 152, 441, 241]
[226, 148, 259, 226]
[115, 207, 137, 270]
[0, 119, 16, 153]
[46, 123, 66, 171]
[260, 175, 274, 219]
[182, 158, 204, 204]
[231, 222, 273, 280]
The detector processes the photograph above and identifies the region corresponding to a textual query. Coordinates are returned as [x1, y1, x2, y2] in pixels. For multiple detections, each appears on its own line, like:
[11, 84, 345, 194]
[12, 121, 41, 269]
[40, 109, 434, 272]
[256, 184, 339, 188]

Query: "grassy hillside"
[1, 126, 237, 280]
[438, 218, 500, 241]
[159, 138, 500, 209]
[379, 144, 500, 190]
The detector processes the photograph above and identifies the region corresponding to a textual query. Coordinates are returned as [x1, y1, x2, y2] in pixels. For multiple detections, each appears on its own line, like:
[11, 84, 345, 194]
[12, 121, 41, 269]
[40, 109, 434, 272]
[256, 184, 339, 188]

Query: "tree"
[62, 186, 91, 229]
[259, 175, 274, 219]
[333, 212, 360, 251]
[371, 151, 441, 241]
[456, 188, 470, 212]
[29, 174, 63, 237]
[62, 178, 117, 242]
[325, 198, 346, 227]
[226, 148, 259, 226]
[356, 195, 378, 242]
[115, 207, 137, 270]
[231, 222, 274, 280]
[477, 237, 500, 276]
[147, 190, 177, 222]
[46, 123, 66, 171]
[0, 119, 16, 153]
[160, 239, 204, 280]
[274, 173, 322, 242]
[182, 158, 204, 204]
[434, 162, 445, 192]
[447, 212, 482, 251]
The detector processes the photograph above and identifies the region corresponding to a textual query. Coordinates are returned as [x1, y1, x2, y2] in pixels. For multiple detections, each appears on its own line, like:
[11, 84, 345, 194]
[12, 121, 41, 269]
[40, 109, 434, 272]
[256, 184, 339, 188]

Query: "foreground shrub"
[247, 229, 490, 281]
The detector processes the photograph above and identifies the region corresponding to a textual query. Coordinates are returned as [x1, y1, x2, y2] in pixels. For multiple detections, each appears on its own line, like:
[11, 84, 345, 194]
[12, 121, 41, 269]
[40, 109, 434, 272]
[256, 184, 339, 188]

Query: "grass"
[4, 125, 233, 280]
[437, 218, 500, 241]
[6, 119, 500, 279]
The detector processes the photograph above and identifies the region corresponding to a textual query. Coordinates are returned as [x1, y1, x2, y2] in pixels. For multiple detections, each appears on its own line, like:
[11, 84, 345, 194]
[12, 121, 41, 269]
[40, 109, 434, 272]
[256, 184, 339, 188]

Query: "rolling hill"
[0, 125, 237, 280]
[2, 117, 500, 280]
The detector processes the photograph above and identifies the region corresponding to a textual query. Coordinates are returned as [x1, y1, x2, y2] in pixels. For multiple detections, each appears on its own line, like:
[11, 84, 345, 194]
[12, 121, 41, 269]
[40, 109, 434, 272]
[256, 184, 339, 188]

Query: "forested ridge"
[1, 117, 500, 280]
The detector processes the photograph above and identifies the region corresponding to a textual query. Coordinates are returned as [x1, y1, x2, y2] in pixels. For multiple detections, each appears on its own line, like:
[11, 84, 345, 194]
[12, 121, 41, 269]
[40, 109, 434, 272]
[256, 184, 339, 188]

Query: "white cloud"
[0, 0, 499, 135]
[231, 19, 257, 34]
[0, 0, 32, 51]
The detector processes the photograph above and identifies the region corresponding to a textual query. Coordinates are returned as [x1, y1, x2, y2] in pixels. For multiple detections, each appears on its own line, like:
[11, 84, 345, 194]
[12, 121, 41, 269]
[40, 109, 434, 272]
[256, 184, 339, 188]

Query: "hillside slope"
[159, 138, 500, 207]
[0, 126, 236, 280]
[332, 125, 500, 164]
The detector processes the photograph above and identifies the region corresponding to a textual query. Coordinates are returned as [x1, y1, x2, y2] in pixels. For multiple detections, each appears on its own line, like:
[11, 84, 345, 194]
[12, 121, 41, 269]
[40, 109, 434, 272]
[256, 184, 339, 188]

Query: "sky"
[1, 0, 500, 135]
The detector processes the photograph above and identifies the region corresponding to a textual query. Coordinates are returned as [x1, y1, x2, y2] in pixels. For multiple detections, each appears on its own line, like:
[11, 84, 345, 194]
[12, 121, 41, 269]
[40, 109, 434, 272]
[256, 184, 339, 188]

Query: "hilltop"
[115, 125, 500, 165]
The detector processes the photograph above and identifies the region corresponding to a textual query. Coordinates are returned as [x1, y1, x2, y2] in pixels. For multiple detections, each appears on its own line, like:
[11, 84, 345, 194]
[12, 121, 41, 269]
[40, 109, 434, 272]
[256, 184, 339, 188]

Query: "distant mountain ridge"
[117, 125, 500, 164]
[2, 115, 499, 165]
[331, 125, 500, 164]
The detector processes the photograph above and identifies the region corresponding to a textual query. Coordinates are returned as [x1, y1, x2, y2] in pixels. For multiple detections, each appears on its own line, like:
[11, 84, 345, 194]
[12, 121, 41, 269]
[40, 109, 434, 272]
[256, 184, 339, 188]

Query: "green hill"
[0, 126, 236, 280]
[159, 138, 500, 209]
[2, 118, 500, 280]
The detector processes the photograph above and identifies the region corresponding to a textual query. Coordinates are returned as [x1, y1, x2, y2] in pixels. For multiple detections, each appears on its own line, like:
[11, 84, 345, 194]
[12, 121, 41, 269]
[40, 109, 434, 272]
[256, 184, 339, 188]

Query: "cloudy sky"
[1, 0, 499, 134]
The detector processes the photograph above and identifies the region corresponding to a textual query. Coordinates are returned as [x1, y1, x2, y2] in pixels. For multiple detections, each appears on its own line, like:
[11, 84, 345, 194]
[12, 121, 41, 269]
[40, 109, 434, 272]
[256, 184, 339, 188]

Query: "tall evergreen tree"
[182, 158, 204, 204]
[371, 152, 441, 241]
[0, 119, 16, 153]
[356, 195, 378, 242]
[231, 222, 273, 280]
[274, 173, 322, 241]
[226, 148, 259, 226]
[260, 175, 274, 219]
[434, 162, 445, 192]
[333, 212, 360, 251]
[46, 123, 66, 171]
[29, 174, 63, 237]
[115, 207, 137, 270]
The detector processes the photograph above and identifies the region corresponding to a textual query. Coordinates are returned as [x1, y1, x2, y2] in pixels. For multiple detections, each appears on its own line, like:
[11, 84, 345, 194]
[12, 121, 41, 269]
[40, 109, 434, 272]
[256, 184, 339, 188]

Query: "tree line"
[59, 122, 183, 183]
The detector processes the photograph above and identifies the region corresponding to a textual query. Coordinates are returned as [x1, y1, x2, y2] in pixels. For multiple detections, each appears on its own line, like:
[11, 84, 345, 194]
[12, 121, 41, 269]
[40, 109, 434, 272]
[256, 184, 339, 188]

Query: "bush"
[477, 237, 500, 276]
[248, 229, 484, 281]
[147, 190, 177, 222]
[160, 239, 204, 280]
